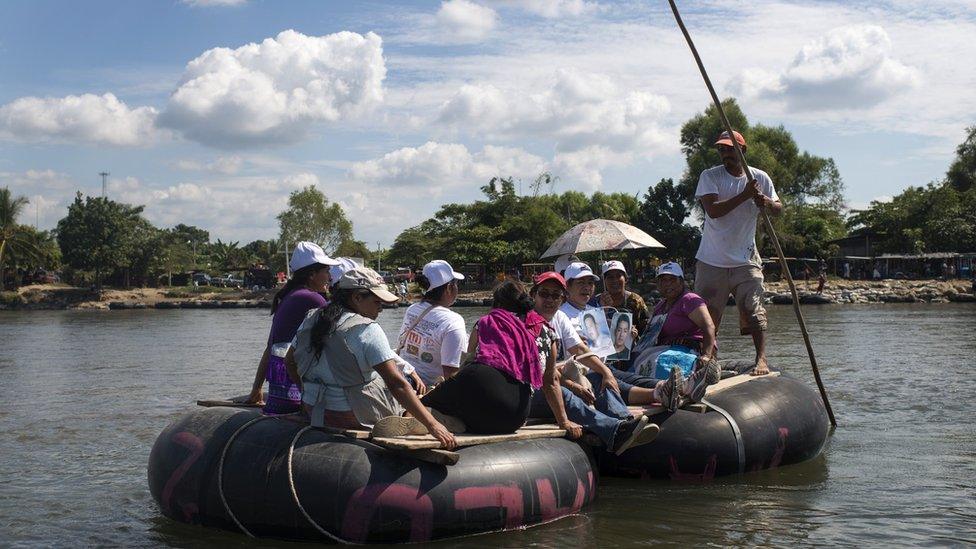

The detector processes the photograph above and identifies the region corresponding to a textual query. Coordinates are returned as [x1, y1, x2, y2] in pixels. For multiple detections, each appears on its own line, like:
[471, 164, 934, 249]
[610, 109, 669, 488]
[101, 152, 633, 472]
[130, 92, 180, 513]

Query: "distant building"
[827, 228, 883, 258]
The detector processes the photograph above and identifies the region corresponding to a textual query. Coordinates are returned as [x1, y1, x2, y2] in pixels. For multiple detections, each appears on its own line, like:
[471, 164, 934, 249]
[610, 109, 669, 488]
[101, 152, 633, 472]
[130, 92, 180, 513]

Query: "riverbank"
[762, 278, 976, 304]
[2, 278, 974, 310]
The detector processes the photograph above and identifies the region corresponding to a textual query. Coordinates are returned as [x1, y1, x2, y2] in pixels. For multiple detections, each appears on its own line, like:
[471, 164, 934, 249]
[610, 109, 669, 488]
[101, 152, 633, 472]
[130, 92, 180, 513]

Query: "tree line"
[3, 100, 974, 289]
[0, 185, 367, 289]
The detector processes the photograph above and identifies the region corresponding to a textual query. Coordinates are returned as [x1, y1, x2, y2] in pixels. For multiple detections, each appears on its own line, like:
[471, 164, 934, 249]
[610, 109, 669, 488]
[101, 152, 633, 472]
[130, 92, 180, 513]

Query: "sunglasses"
[536, 290, 564, 301]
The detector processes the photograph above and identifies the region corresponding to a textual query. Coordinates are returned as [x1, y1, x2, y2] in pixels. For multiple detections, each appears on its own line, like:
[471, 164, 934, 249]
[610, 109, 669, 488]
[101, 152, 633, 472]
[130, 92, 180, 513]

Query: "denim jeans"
[586, 368, 659, 405]
[529, 385, 630, 446]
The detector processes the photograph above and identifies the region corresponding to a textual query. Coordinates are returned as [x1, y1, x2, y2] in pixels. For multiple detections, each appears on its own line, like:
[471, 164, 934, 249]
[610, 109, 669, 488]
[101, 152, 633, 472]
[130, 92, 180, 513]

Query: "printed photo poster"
[606, 312, 633, 362]
[578, 307, 614, 358]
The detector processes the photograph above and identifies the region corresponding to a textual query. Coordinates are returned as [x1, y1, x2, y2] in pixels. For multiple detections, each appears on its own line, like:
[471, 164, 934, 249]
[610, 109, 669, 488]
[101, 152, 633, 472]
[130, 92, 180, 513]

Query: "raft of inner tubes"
[148, 367, 829, 543]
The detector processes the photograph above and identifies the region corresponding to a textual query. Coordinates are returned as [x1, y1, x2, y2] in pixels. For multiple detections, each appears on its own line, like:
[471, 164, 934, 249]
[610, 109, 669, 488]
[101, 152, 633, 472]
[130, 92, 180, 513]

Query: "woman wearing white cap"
[288, 267, 457, 449]
[592, 260, 649, 335]
[396, 260, 468, 386]
[631, 262, 720, 411]
[555, 262, 660, 406]
[246, 242, 339, 414]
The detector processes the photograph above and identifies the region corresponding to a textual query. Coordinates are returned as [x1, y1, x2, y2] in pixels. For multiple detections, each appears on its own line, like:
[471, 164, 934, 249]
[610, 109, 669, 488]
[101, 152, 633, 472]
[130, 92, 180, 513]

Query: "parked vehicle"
[213, 274, 244, 288]
[192, 273, 212, 286]
[31, 269, 60, 284]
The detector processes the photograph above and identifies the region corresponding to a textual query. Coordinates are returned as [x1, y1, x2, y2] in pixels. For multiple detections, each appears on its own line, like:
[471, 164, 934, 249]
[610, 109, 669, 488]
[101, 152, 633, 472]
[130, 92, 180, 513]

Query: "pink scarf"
[475, 309, 544, 389]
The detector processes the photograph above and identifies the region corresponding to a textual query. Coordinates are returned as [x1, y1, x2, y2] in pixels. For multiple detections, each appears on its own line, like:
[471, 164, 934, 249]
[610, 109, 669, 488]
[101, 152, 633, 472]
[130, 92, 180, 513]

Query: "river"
[1, 304, 974, 547]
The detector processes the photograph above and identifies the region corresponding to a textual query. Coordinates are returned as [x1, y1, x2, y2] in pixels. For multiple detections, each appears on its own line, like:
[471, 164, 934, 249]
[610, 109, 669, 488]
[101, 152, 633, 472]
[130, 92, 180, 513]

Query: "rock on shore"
[761, 279, 976, 305]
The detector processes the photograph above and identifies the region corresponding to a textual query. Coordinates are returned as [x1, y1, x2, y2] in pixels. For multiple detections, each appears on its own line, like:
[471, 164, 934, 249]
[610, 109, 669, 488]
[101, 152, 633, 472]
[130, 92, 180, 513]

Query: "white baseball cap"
[656, 261, 684, 278]
[564, 262, 600, 281]
[423, 259, 465, 290]
[336, 267, 399, 303]
[290, 241, 340, 272]
[554, 254, 581, 274]
[329, 257, 361, 286]
[601, 260, 627, 276]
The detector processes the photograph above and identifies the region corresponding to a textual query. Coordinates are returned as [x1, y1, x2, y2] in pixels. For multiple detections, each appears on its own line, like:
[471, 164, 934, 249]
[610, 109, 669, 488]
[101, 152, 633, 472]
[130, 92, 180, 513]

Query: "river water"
[1, 304, 974, 547]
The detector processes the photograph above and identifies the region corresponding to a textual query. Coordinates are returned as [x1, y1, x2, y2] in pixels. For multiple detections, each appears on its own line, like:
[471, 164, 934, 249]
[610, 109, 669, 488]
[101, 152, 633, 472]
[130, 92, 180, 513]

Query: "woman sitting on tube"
[246, 242, 339, 414]
[287, 267, 457, 449]
[396, 260, 468, 390]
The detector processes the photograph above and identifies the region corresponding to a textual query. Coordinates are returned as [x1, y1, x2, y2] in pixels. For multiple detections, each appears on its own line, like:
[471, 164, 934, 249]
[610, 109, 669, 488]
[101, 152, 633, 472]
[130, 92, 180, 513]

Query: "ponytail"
[271, 264, 326, 314]
[308, 288, 358, 359]
[491, 280, 533, 315]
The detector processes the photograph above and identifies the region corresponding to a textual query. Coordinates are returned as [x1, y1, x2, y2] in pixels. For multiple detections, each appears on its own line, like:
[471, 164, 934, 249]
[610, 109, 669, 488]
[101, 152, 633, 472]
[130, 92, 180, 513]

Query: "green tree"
[636, 178, 701, 261]
[849, 183, 976, 254]
[277, 186, 353, 254]
[0, 188, 32, 286]
[210, 239, 247, 272]
[242, 239, 285, 271]
[334, 239, 373, 261]
[56, 193, 146, 289]
[947, 125, 976, 192]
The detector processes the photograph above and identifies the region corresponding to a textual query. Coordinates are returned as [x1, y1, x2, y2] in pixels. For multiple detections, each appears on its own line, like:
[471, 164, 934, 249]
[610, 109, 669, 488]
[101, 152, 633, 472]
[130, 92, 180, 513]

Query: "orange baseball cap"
[715, 130, 746, 148]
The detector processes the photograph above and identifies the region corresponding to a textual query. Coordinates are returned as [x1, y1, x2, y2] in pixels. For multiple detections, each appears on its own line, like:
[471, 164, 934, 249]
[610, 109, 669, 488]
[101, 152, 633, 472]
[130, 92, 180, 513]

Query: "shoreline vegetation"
[3, 278, 973, 311]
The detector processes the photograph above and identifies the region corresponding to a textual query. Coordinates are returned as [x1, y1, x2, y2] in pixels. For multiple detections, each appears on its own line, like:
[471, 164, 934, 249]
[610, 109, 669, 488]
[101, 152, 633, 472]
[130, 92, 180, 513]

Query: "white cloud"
[0, 93, 159, 146]
[436, 0, 498, 43]
[728, 25, 920, 111]
[438, 70, 671, 152]
[174, 155, 243, 174]
[158, 30, 386, 148]
[181, 0, 247, 6]
[552, 146, 632, 190]
[348, 141, 546, 193]
[0, 169, 80, 229]
[500, 0, 597, 18]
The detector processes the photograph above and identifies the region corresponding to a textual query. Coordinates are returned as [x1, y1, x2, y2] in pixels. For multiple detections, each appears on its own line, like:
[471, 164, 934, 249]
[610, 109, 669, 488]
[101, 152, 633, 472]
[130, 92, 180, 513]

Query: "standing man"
[694, 130, 782, 376]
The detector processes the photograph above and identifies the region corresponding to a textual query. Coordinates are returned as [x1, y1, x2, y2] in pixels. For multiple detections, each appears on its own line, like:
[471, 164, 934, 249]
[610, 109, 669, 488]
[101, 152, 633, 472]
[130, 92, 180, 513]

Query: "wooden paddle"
[665, 0, 837, 427]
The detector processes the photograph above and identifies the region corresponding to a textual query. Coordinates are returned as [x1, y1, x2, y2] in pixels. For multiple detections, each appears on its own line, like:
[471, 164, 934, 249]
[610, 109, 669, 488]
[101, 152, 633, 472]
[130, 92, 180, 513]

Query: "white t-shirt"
[695, 165, 779, 268]
[549, 308, 584, 360]
[397, 302, 468, 384]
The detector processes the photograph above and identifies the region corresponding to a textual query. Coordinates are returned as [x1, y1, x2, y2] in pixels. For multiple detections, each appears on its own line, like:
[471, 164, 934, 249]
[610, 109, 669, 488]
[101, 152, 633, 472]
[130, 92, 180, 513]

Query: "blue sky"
[2, 0, 974, 249]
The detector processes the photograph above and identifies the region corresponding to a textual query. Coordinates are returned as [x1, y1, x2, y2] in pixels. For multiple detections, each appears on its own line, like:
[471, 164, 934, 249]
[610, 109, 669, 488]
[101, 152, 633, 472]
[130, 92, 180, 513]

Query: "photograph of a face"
[579, 307, 614, 358]
[606, 312, 633, 362]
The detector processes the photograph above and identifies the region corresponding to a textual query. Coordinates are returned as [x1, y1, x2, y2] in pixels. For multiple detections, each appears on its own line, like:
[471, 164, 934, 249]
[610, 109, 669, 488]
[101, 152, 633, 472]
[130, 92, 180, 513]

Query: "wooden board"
[706, 371, 780, 396]
[370, 425, 566, 451]
[196, 399, 261, 408]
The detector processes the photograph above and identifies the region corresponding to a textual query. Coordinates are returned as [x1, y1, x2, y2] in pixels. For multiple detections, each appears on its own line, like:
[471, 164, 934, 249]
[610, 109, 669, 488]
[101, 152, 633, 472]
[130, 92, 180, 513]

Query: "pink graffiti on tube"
[535, 477, 586, 521]
[341, 483, 433, 543]
[161, 431, 204, 521]
[453, 484, 524, 528]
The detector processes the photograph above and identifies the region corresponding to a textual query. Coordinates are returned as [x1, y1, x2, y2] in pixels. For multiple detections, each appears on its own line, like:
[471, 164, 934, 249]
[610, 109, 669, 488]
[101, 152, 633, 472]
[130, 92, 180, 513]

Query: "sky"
[2, 0, 975, 249]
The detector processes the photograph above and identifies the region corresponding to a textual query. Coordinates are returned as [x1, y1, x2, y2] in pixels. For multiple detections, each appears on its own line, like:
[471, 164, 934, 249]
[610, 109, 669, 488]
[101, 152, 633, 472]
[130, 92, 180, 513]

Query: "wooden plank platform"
[706, 371, 780, 396]
[196, 397, 261, 408]
[370, 425, 566, 451]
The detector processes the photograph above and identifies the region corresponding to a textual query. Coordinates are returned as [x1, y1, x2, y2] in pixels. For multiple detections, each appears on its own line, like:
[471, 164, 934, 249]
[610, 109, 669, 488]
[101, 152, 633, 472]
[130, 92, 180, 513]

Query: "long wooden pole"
[666, 0, 836, 426]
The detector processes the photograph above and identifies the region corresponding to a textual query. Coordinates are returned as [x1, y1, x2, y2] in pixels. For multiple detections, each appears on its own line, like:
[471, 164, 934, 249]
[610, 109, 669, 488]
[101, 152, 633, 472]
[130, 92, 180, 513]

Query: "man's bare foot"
[751, 356, 769, 376]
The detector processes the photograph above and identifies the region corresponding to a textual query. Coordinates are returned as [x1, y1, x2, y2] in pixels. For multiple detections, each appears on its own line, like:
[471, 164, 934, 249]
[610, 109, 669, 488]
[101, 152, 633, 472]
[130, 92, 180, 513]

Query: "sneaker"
[427, 407, 467, 434]
[700, 356, 722, 385]
[611, 415, 661, 456]
[655, 367, 683, 412]
[682, 365, 711, 403]
[371, 415, 428, 438]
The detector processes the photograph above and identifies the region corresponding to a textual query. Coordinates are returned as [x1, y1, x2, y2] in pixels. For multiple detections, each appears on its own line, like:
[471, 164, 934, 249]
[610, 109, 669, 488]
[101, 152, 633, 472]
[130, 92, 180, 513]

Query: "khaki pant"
[694, 261, 767, 335]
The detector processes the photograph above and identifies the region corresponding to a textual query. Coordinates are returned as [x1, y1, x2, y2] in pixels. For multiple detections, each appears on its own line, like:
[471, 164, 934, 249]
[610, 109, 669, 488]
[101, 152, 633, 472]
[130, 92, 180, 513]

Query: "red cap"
[715, 130, 746, 148]
[533, 271, 567, 290]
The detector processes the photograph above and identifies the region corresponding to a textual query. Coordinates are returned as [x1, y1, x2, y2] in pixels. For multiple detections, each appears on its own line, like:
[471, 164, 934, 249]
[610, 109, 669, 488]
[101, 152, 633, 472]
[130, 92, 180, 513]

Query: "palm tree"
[0, 188, 30, 287]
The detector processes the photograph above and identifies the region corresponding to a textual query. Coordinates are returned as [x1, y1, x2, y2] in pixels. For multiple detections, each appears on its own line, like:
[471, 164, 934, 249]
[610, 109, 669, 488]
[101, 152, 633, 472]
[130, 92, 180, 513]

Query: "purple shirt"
[652, 291, 706, 344]
[268, 288, 328, 345]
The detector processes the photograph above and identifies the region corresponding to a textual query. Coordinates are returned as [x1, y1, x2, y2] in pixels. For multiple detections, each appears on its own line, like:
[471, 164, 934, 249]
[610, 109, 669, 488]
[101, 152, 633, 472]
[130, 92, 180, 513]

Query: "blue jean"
[529, 385, 630, 446]
[586, 368, 659, 405]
